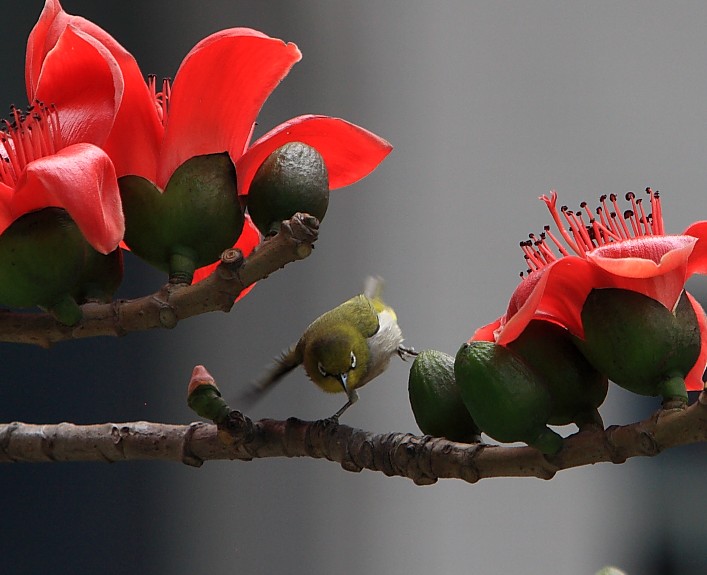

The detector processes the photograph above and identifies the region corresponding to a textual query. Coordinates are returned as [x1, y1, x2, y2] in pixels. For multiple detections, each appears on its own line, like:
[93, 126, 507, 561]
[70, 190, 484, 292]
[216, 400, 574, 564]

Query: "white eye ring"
[350, 352, 357, 369]
[317, 362, 327, 377]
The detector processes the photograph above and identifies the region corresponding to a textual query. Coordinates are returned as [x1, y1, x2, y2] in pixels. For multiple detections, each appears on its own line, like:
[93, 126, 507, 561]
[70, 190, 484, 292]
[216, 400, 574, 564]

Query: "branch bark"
[0, 213, 319, 347]
[2, 391, 704, 484]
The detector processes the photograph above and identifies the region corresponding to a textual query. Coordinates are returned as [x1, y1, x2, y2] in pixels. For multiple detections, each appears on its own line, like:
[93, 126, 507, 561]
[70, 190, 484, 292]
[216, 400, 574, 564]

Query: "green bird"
[241, 276, 416, 419]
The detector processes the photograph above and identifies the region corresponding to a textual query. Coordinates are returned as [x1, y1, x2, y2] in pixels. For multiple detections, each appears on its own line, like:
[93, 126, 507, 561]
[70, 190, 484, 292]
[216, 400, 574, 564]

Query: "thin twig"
[1, 391, 704, 484]
[0, 213, 319, 347]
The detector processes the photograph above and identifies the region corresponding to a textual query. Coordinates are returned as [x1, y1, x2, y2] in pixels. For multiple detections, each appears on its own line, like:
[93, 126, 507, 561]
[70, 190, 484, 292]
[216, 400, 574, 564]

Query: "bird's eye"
[350, 352, 357, 369]
[317, 362, 327, 377]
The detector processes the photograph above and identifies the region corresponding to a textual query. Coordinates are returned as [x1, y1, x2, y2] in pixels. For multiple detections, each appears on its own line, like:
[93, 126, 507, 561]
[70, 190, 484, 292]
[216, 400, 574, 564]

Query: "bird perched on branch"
[240, 276, 416, 419]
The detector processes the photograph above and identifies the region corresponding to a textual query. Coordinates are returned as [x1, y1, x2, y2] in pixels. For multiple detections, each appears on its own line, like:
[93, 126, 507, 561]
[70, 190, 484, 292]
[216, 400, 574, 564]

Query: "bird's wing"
[235, 344, 303, 409]
[342, 294, 380, 338]
[363, 275, 397, 320]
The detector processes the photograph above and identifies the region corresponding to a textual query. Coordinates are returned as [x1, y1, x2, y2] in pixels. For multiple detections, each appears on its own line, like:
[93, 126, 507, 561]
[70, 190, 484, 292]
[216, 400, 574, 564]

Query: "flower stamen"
[647, 187, 664, 235]
[0, 101, 60, 188]
[148, 75, 172, 126]
[525, 187, 665, 275]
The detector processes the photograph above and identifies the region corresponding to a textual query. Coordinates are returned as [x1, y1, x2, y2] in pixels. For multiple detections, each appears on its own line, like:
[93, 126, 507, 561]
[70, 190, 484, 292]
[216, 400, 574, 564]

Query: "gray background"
[1, 1, 706, 573]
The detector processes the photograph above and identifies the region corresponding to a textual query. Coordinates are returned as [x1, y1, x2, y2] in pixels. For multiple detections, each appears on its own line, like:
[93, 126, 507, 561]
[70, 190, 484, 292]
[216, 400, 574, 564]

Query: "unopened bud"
[187, 365, 230, 423]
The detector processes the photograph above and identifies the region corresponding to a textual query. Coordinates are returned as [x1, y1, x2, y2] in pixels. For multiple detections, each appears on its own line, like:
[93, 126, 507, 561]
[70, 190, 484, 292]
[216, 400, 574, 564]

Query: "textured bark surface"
[2, 391, 704, 484]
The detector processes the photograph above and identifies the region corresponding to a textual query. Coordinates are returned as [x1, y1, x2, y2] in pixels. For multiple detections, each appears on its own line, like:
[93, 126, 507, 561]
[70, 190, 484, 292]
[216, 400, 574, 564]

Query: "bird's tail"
[234, 344, 301, 410]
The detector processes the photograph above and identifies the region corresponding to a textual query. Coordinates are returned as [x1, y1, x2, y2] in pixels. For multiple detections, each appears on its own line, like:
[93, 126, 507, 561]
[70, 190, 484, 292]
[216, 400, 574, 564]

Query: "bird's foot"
[397, 345, 419, 360]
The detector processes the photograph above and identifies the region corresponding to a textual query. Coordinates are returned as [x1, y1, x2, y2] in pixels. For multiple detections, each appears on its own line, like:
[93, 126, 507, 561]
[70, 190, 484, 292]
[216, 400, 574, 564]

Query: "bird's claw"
[397, 345, 419, 360]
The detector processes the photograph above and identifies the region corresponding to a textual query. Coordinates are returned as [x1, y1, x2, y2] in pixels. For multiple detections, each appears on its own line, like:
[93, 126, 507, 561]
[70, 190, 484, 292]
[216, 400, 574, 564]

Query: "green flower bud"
[0, 208, 86, 325]
[187, 365, 230, 423]
[408, 349, 481, 442]
[247, 142, 329, 236]
[508, 320, 607, 427]
[454, 341, 563, 455]
[575, 288, 698, 402]
[119, 153, 244, 283]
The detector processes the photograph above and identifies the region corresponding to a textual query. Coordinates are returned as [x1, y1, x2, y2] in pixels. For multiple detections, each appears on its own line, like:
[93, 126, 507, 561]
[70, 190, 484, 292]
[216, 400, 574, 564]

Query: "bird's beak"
[337, 373, 350, 396]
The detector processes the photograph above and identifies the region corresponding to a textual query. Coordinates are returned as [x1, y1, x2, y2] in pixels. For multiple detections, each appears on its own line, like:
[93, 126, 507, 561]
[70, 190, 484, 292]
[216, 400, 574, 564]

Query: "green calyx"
[508, 320, 607, 427]
[454, 341, 563, 455]
[408, 349, 480, 442]
[576, 288, 697, 402]
[0, 208, 91, 325]
[247, 142, 329, 236]
[120, 153, 244, 283]
[187, 383, 231, 424]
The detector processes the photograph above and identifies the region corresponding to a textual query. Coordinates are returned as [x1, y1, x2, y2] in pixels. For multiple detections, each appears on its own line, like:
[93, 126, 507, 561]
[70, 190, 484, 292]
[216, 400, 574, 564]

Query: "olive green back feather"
[298, 294, 380, 352]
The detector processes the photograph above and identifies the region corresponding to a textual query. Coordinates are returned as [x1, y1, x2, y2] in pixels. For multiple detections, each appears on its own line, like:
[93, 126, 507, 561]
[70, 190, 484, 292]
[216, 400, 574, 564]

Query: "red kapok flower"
[111, 30, 392, 277]
[41, 0, 392, 283]
[472, 188, 707, 391]
[1, 3, 125, 254]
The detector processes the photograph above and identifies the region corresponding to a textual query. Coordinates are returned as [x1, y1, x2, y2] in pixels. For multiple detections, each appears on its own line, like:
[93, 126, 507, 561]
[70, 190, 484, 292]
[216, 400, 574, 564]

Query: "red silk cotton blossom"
[0, 3, 125, 254]
[472, 189, 707, 391]
[35, 0, 393, 282]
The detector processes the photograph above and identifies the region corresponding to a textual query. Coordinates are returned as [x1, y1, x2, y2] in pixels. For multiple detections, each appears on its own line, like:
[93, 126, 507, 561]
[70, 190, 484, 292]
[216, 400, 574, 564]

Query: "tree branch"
[1, 391, 704, 484]
[0, 213, 319, 347]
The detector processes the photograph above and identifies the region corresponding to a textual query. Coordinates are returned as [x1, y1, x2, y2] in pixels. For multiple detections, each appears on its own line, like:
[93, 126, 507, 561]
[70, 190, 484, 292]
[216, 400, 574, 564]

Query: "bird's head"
[304, 325, 370, 395]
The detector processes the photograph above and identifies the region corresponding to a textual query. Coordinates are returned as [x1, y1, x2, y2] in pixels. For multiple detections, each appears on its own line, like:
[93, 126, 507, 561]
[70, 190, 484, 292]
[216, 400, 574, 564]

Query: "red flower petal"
[587, 235, 695, 275]
[496, 257, 600, 344]
[25, 0, 69, 94]
[586, 236, 695, 310]
[684, 291, 707, 391]
[71, 21, 163, 181]
[28, 22, 123, 147]
[237, 115, 393, 196]
[158, 29, 302, 188]
[0, 183, 15, 226]
[27, 0, 162, 179]
[470, 317, 501, 342]
[684, 220, 707, 277]
[7, 143, 124, 254]
[101, 71, 163, 181]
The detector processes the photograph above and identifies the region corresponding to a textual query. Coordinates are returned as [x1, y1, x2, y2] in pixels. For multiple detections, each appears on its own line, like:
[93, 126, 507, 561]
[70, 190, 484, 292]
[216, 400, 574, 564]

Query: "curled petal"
[159, 29, 302, 188]
[27, 0, 161, 178]
[236, 115, 393, 196]
[684, 220, 707, 277]
[684, 291, 707, 391]
[67, 12, 163, 180]
[75, 20, 163, 181]
[25, 0, 70, 95]
[586, 235, 696, 310]
[497, 257, 601, 344]
[470, 317, 501, 343]
[7, 143, 123, 254]
[29, 24, 123, 147]
[587, 235, 696, 276]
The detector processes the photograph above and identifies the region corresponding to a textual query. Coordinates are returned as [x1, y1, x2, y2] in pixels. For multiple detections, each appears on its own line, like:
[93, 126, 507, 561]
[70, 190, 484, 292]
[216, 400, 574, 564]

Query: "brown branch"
[0, 213, 319, 347]
[2, 391, 705, 484]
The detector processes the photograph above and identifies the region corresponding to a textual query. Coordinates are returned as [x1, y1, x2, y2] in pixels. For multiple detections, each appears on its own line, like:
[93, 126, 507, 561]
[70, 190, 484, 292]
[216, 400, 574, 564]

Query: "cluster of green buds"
[409, 287, 701, 455]
[120, 142, 328, 284]
[0, 141, 328, 326]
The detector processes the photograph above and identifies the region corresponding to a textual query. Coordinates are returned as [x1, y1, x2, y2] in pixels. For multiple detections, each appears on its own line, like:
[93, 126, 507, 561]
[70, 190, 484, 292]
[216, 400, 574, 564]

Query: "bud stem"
[168, 249, 197, 285]
[47, 294, 82, 326]
[658, 373, 688, 404]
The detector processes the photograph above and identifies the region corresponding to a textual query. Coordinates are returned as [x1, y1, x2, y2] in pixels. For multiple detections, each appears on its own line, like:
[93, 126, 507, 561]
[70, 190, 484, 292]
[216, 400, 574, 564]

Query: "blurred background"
[1, 1, 706, 573]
